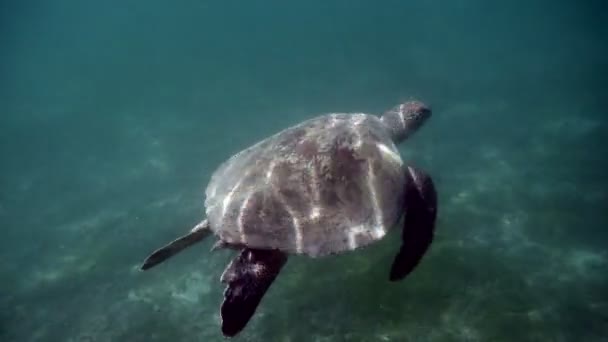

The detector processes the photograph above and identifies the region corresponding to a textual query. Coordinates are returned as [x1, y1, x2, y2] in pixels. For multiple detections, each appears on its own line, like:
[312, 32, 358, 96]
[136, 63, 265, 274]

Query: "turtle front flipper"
[140, 219, 211, 270]
[389, 166, 437, 281]
[220, 248, 288, 337]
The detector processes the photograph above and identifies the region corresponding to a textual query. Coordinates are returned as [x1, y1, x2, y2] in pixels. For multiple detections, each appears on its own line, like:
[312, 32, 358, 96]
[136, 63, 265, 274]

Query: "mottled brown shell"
[204, 113, 406, 257]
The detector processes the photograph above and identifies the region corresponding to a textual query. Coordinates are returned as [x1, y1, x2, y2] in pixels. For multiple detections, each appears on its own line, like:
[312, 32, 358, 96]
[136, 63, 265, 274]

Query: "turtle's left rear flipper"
[220, 248, 288, 337]
[140, 219, 211, 270]
[389, 166, 437, 281]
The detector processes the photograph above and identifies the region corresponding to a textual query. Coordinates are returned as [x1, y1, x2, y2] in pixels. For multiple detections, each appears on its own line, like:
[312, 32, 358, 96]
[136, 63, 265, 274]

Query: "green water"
[1, 1, 607, 341]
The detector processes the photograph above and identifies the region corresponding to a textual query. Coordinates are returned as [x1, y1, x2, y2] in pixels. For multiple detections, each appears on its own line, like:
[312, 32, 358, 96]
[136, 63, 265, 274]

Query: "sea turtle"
[140, 100, 438, 337]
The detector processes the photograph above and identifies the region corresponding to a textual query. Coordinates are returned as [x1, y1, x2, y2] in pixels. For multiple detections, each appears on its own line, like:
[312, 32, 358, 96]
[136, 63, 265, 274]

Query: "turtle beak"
[404, 101, 431, 123]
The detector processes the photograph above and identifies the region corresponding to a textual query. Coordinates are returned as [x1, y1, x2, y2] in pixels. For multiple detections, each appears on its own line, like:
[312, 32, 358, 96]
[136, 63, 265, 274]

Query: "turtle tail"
[140, 219, 211, 270]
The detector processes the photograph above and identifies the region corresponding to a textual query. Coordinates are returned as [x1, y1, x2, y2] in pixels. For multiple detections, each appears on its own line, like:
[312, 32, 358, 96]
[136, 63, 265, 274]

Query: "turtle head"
[380, 101, 432, 143]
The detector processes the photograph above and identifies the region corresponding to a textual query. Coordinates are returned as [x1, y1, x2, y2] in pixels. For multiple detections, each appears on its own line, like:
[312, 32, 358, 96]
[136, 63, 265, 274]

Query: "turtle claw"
[220, 248, 287, 337]
[390, 166, 437, 281]
[140, 220, 211, 271]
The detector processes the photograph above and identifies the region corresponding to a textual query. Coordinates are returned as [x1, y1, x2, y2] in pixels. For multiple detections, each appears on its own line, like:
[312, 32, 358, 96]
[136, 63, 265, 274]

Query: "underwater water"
[1, 0, 607, 341]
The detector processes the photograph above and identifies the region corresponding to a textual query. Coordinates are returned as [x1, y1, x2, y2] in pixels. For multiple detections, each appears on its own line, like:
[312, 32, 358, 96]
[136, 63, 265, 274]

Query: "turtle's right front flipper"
[220, 248, 288, 337]
[389, 166, 437, 281]
[140, 219, 211, 270]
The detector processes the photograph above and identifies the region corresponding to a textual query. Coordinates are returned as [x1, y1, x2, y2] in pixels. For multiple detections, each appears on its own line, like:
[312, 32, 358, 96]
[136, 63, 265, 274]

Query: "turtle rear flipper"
[389, 166, 437, 281]
[220, 248, 288, 337]
[141, 219, 211, 270]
